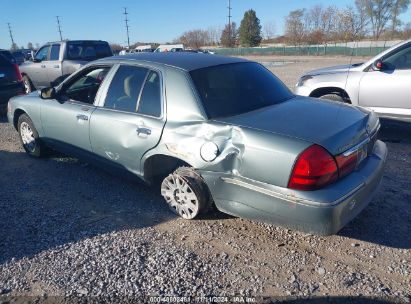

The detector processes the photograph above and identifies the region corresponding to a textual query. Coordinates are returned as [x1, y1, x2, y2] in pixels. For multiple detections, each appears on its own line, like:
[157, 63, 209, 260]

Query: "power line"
[124, 7, 130, 49]
[7, 23, 15, 47]
[56, 16, 63, 40]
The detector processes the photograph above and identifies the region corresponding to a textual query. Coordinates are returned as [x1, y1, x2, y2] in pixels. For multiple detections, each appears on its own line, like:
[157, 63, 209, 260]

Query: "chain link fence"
[213, 41, 402, 57]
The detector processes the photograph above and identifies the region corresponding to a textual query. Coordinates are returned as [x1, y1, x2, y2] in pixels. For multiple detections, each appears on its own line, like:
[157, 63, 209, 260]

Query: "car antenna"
[344, 40, 359, 94]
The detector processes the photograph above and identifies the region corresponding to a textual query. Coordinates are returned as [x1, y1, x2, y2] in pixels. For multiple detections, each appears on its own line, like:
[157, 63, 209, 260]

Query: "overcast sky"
[1, 0, 411, 49]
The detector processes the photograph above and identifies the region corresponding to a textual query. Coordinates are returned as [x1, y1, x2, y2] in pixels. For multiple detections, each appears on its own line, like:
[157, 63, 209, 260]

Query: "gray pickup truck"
[20, 40, 113, 93]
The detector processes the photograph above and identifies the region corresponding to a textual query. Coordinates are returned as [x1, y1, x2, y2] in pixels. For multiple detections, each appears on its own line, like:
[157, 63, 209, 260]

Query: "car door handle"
[136, 127, 151, 137]
[76, 114, 89, 121]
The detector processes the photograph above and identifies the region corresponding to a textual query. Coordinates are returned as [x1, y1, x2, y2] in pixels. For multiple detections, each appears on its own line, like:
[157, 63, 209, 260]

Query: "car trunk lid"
[214, 96, 379, 156]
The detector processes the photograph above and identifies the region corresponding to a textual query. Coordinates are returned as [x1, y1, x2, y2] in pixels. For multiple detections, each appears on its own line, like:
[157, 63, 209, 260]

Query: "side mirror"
[33, 58, 41, 63]
[372, 59, 383, 71]
[40, 87, 56, 100]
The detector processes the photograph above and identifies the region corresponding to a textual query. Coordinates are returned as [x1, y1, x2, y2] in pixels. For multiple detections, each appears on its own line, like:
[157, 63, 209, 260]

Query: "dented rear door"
[89, 65, 165, 175]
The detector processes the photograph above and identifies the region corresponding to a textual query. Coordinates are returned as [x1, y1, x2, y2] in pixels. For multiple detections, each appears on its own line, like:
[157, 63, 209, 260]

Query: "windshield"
[190, 62, 293, 119]
[66, 41, 113, 60]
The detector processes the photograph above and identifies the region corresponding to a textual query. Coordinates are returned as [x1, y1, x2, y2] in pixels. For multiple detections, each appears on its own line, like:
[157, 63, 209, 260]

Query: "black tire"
[22, 75, 34, 94]
[17, 114, 47, 157]
[161, 166, 212, 219]
[319, 94, 345, 103]
[176, 167, 213, 212]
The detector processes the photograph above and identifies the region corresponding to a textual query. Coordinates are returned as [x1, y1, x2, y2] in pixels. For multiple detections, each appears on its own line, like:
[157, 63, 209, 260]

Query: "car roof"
[102, 52, 250, 71]
[46, 40, 109, 44]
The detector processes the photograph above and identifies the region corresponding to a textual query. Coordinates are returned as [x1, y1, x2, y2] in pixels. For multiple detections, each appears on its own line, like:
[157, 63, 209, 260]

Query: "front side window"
[190, 62, 293, 119]
[63, 66, 110, 104]
[104, 65, 148, 112]
[384, 44, 411, 70]
[138, 71, 162, 117]
[35, 46, 50, 61]
[50, 44, 60, 61]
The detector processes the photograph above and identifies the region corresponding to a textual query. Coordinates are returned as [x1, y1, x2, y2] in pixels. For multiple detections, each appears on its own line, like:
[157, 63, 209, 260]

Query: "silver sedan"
[7, 53, 387, 235]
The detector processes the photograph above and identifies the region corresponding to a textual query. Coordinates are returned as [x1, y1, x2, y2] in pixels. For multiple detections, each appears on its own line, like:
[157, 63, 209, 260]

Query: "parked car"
[7, 53, 387, 235]
[0, 50, 25, 113]
[19, 40, 113, 94]
[154, 44, 185, 52]
[12, 49, 34, 63]
[134, 45, 155, 52]
[295, 39, 411, 122]
[11, 51, 25, 65]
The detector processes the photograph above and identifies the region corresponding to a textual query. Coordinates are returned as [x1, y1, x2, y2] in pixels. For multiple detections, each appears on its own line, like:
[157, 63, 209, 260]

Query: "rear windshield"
[190, 62, 293, 119]
[0, 54, 11, 66]
[66, 41, 113, 60]
[0, 50, 16, 64]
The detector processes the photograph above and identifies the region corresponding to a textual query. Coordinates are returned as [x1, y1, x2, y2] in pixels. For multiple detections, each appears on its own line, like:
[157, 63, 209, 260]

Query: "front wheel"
[18, 114, 47, 157]
[319, 94, 346, 103]
[161, 167, 211, 219]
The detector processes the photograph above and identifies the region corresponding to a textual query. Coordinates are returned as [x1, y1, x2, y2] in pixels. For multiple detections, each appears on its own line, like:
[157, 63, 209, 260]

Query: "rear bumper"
[200, 140, 387, 235]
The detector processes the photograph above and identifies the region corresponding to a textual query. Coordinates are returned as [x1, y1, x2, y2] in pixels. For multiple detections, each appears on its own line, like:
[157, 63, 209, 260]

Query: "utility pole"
[7, 23, 15, 49]
[227, 0, 232, 47]
[123, 7, 130, 49]
[56, 16, 63, 40]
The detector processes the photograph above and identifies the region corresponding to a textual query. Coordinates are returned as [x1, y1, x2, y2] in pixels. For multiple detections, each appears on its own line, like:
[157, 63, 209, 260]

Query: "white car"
[295, 39, 411, 122]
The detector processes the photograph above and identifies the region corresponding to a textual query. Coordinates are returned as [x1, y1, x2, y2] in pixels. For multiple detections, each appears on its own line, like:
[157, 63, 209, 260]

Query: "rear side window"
[104, 65, 148, 112]
[67, 41, 113, 60]
[138, 71, 162, 117]
[50, 44, 60, 61]
[95, 43, 113, 58]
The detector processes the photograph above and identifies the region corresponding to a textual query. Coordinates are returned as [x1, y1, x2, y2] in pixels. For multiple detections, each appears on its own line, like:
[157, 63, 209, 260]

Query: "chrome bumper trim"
[221, 176, 364, 208]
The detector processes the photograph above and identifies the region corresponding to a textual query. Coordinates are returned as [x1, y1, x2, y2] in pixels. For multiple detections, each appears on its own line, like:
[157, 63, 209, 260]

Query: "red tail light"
[13, 64, 23, 82]
[288, 145, 338, 191]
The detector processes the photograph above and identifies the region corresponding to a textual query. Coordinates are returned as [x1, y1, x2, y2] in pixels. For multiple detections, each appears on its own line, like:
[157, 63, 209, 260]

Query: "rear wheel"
[22, 75, 33, 94]
[18, 114, 47, 157]
[161, 167, 211, 219]
[319, 94, 345, 103]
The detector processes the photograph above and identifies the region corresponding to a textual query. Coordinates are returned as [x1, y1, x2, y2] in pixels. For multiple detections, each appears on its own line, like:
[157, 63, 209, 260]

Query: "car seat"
[114, 75, 139, 112]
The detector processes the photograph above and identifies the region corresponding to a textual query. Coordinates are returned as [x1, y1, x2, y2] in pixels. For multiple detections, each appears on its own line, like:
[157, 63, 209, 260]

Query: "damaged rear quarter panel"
[142, 67, 311, 188]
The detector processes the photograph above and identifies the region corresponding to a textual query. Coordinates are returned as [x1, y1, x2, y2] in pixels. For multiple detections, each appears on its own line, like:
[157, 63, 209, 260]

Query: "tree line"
[174, 0, 410, 49]
[174, 9, 264, 48]
[285, 0, 410, 47]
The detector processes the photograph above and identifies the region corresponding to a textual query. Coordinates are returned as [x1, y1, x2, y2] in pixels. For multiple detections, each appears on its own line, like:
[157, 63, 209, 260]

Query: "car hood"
[214, 96, 378, 156]
[305, 63, 363, 76]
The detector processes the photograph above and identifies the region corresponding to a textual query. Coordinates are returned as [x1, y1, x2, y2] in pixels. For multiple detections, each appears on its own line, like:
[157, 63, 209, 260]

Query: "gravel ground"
[0, 56, 410, 303]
